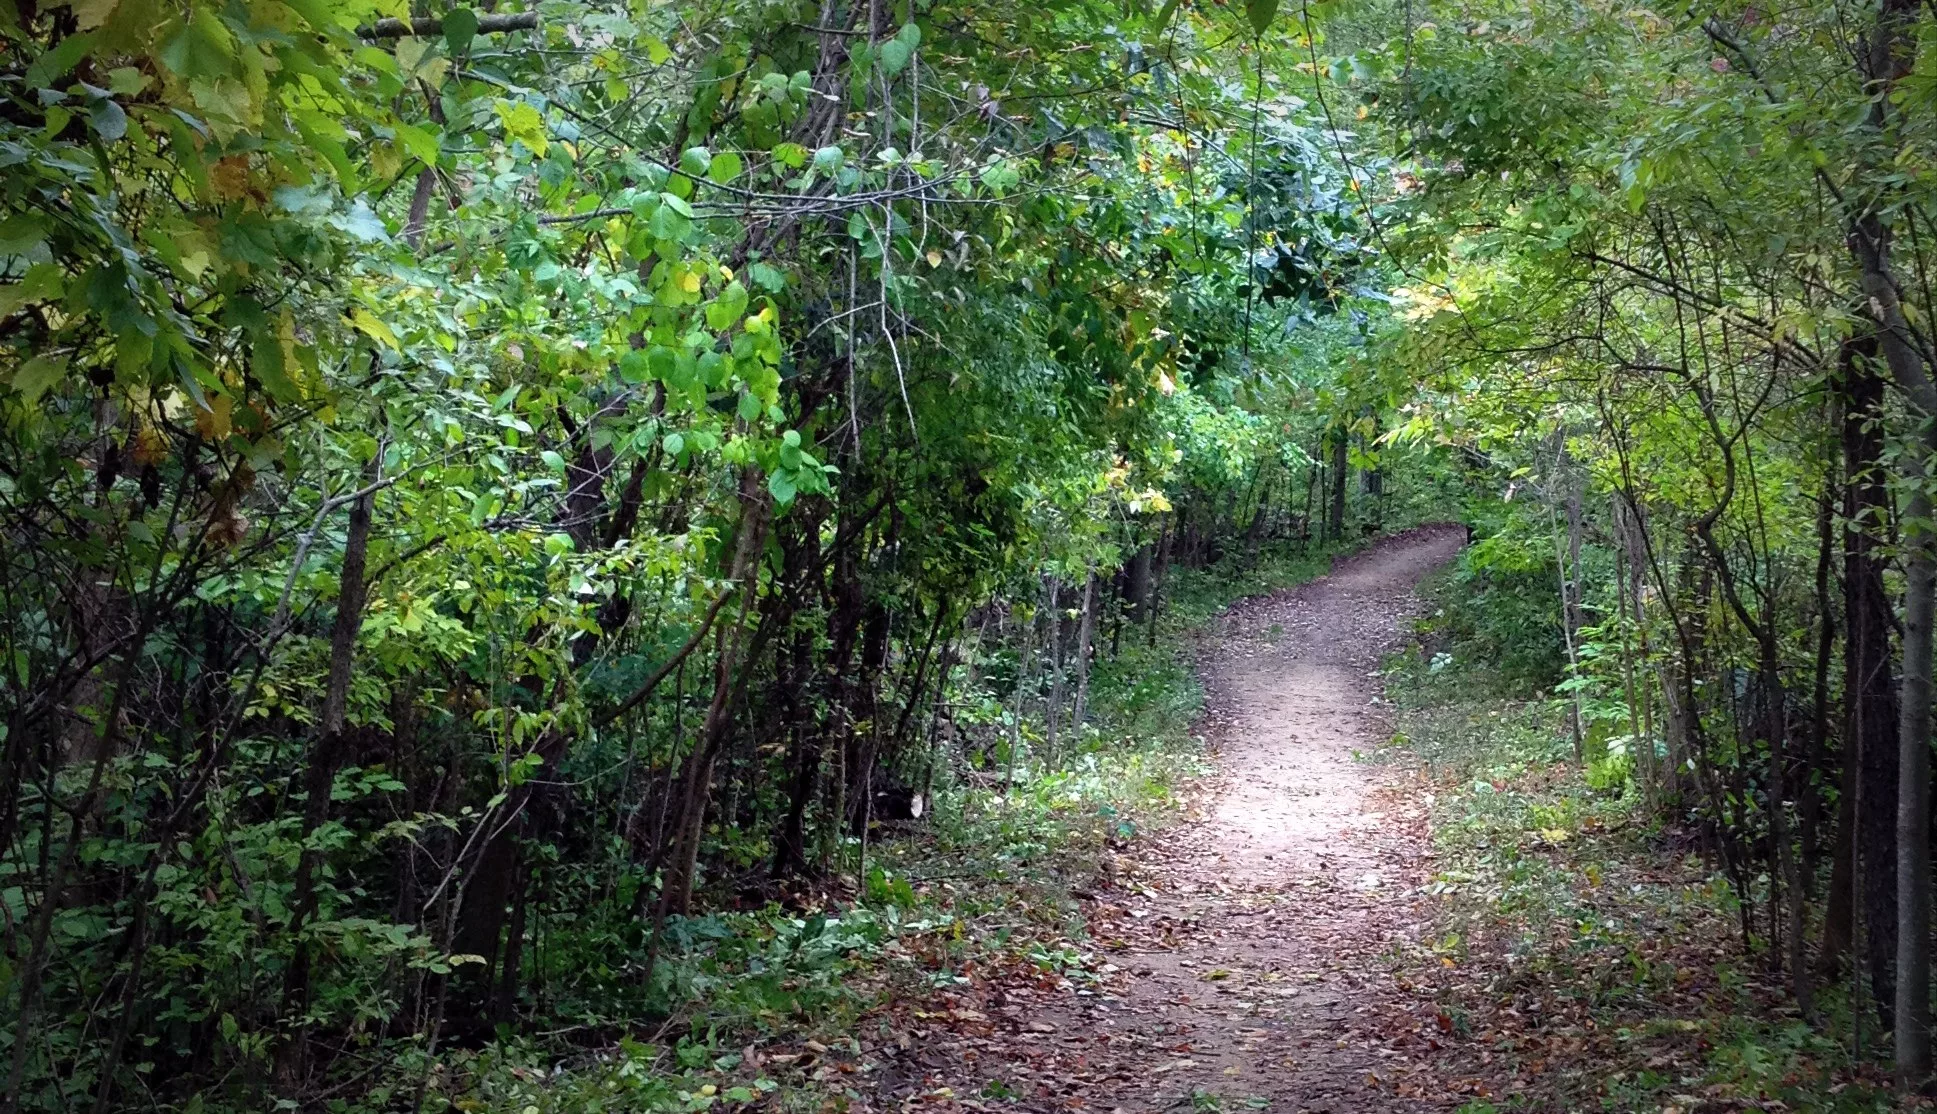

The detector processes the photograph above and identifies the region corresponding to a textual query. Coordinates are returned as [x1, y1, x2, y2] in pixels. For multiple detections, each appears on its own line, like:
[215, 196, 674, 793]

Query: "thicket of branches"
[1375, 0, 1937, 1084]
[0, 0, 1455, 1108]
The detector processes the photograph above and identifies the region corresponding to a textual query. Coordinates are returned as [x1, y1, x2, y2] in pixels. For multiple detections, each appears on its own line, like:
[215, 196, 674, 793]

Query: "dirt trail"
[887, 525, 1469, 1112]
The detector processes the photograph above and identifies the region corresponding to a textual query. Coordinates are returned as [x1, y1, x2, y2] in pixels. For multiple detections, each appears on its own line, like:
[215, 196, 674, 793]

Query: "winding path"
[889, 525, 1469, 1112]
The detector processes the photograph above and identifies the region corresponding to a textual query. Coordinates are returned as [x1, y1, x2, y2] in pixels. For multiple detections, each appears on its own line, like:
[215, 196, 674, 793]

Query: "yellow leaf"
[71, 0, 118, 29]
[679, 269, 702, 294]
[194, 394, 232, 440]
[395, 36, 430, 74]
[926, 250, 943, 267]
[348, 307, 400, 350]
[1539, 827, 1571, 844]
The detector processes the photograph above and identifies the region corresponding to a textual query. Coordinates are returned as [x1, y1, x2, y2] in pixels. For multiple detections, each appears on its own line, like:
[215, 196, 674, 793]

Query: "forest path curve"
[885, 525, 1470, 1113]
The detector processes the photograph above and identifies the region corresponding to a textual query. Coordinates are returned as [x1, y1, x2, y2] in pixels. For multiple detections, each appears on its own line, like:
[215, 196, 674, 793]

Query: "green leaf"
[620, 348, 651, 383]
[88, 96, 126, 141]
[106, 66, 147, 96]
[698, 350, 728, 387]
[649, 201, 691, 242]
[705, 280, 748, 330]
[394, 121, 441, 167]
[26, 31, 96, 89]
[1152, 0, 1181, 35]
[749, 262, 786, 291]
[767, 468, 797, 506]
[12, 354, 67, 403]
[708, 150, 743, 184]
[158, 10, 236, 80]
[0, 263, 64, 318]
[442, 7, 479, 54]
[0, 214, 45, 257]
[1245, 0, 1278, 35]
[812, 145, 845, 173]
[663, 431, 685, 455]
[679, 146, 712, 177]
[880, 39, 913, 76]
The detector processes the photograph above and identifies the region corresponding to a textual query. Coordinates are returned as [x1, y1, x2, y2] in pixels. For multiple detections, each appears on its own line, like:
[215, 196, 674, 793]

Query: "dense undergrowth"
[429, 536, 1363, 1113]
[16, 0, 1937, 1106]
[1390, 549, 1907, 1113]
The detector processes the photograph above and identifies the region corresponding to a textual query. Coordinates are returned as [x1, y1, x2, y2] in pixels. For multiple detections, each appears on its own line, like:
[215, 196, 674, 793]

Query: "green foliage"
[0, 0, 1452, 1106]
[1393, 557, 1896, 1113]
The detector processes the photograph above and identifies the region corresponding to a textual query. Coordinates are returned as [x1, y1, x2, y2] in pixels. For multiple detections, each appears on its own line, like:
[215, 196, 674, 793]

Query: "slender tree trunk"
[1147, 518, 1172, 647]
[1611, 506, 1649, 799]
[1327, 425, 1347, 542]
[1044, 577, 1064, 764]
[1822, 333, 1899, 1002]
[656, 471, 773, 918]
[1549, 449, 1586, 767]
[1125, 542, 1154, 623]
[276, 466, 378, 1086]
[1070, 569, 1097, 732]
[1899, 432, 1936, 1084]
[1844, 3, 1933, 1068]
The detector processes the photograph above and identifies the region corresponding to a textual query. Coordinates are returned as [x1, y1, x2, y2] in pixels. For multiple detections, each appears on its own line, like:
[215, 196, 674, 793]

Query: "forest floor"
[871, 525, 1473, 1112]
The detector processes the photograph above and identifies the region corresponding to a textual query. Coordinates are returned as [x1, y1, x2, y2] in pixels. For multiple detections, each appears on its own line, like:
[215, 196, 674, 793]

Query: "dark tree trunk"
[275, 469, 377, 1084]
[1124, 543, 1154, 624]
[1327, 425, 1348, 542]
[1825, 334, 1900, 1021]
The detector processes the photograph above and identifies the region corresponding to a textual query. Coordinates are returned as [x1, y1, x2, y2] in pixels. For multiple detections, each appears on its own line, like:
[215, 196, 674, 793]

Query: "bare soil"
[877, 525, 1473, 1112]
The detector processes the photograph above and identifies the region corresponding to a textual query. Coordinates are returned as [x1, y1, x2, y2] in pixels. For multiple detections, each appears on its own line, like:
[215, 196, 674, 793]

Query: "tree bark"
[1069, 569, 1097, 732]
[1327, 424, 1347, 542]
[657, 471, 773, 917]
[275, 466, 378, 1086]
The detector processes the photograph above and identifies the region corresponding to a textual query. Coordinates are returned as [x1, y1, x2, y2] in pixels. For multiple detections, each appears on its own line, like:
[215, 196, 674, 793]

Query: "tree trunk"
[1845, 1, 1933, 1067]
[1327, 424, 1347, 542]
[276, 467, 378, 1085]
[1549, 447, 1586, 768]
[1821, 333, 1900, 1006]
[1897, 434, 1934, 1084]
[1069, 569, 1097, 732]
[1147, 517, 1172, 647]
[1044, 577, 1064, 764]
[656, 471, 773, 917]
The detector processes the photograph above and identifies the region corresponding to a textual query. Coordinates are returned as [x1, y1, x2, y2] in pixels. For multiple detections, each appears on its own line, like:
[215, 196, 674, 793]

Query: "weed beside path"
[868, 525, 1469, 1111]
[1385, 562, 1914, 1114]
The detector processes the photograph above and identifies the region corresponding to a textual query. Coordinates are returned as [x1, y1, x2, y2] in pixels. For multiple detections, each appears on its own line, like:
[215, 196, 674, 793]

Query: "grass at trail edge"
[428, 536, 1366, 1114]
